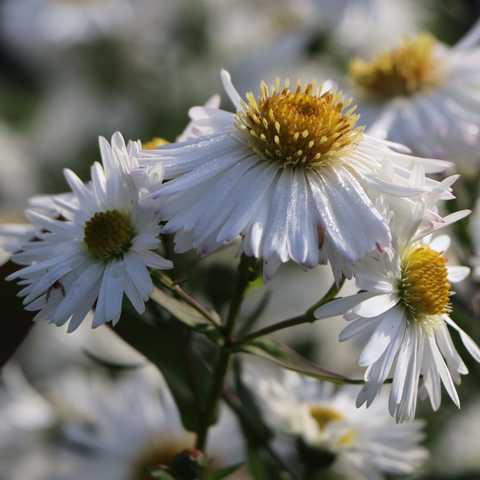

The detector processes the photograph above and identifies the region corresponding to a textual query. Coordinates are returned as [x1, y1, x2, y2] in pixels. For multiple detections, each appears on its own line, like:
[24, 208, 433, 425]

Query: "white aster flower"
[141, 70, 451, 281]
[44, 370, 245, 480]
[315, 205, 479, 422]
[350, 28, 480, 169]
[7, 132, 172, 333]
[252, 370, 427, 479]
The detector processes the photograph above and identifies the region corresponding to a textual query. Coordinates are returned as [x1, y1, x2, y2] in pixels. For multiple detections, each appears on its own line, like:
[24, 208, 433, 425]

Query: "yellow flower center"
[143, 137, 169, 149]
[309, 405, 344, 430]
[309, 405, 355, 447]
[84, 210, 135, 262]
[349, 34, 442, 99]
[235, 80, 364, 169]
[400, 245, 451, 319]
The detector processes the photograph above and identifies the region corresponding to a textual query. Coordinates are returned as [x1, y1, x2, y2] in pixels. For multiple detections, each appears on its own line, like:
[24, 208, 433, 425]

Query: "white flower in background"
[252, 370, 427, 479]
[433, 396, 480, 474]
[350, 27, 480, 170]
[142, 70, 451, 281]
[315, 204, 478, 422]
[304, 0, 428, 55]
[43, 370, 245, 480]
[0, 224, 34, 266]
[2, 0, 134, 50]
[0, 365, 59, 480]
[7, 132, 172, 333]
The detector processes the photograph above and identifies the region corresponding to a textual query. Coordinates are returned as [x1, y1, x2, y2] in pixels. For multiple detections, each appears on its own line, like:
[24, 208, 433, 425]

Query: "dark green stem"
[233, 278, 345, 347]
[195, 255, 258, 451]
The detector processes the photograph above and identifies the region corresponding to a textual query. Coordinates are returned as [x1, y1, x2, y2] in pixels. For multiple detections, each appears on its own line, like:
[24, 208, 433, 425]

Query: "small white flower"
[7, 132, 172, 333]
[251, 370, 427, 479]
[350, 29, 480, 169]
[142, 70, 451, 281]
[315, 205, 478, 422]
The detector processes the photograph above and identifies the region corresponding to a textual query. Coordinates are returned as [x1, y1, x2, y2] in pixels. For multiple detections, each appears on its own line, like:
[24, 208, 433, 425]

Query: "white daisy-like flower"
[141, 70, 451, 281]
[349, 28, 480, 169]
[251, 370, 427, 479]
[43, 369, 245, 480]
[6, 132, 172, 333]
[315, 204, 479, 422]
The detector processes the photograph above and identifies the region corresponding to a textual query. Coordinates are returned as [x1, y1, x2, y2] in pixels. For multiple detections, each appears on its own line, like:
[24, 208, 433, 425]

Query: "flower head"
[141, 70, 451, 281]
[350, 30, 480, 168]
[7, 132, 172, 332]
[250, 370, 427, 478]
[315, 205, 477, 422]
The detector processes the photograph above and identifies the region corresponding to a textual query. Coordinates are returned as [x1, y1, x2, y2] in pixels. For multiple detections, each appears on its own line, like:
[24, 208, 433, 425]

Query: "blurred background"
[2, 0, 480, 478]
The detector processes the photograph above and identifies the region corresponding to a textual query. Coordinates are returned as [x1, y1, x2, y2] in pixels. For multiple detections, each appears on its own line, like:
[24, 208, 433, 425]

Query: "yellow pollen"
[400, 245, 451, 319]
[236, 80, 364, 168]
[349, 34, 443, 98]
[84, 210, 135, 262]
[143, 137, 169, 149]
[309, 405, 345, 430]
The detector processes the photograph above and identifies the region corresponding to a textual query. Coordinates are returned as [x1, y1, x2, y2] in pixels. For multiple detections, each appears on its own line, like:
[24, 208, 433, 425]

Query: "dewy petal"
[314, 292, 376, 319]
[309, 166, 390, 263]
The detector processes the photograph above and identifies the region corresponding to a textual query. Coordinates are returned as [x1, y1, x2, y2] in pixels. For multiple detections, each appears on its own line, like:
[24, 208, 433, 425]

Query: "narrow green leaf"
[207, 463, 244, 480]
[150, 286, 210, 328]
[240, 339, 365, 385]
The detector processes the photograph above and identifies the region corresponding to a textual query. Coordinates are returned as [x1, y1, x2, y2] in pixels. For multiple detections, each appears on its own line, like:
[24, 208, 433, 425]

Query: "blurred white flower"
[251, 370, 427, 479]
[0, 123, 36, 208]
[2, 0, 135, 51]
[304, 0, 429, 55]
[0, 365, 59, 480]
[43, 369, 244, 480]
[7, 132, 172, 332]
[433, 396, 480, 474]
[315, 202, 477, 422]
[350, 29, 480, 171]
[142, 70, 451, 282]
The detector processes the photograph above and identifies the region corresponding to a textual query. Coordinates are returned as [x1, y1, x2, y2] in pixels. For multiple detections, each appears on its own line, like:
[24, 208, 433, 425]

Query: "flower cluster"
[3, 18, 480, 480]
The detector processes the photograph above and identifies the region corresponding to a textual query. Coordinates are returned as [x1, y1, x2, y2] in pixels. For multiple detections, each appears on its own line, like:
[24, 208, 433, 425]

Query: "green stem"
[195, 255, 257, 451]
[233, 278, 345, 347]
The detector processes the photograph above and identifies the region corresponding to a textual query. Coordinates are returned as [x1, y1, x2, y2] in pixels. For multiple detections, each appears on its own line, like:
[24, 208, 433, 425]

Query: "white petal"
[447, 266, 470, 283]
[314, 292, 375, 319]
[221, 69, 242, 110]
[445, 316, 480, 363]
[359, 306, 405, 367]
[352, 293, 400, 318]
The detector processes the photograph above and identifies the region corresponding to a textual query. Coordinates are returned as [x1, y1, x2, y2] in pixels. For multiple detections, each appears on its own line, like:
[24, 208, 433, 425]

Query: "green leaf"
[113, 304, 216, 432]
[150, 286, 211, 328]
[207, 463, 244, 480]
[240, 339, 365, 385]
